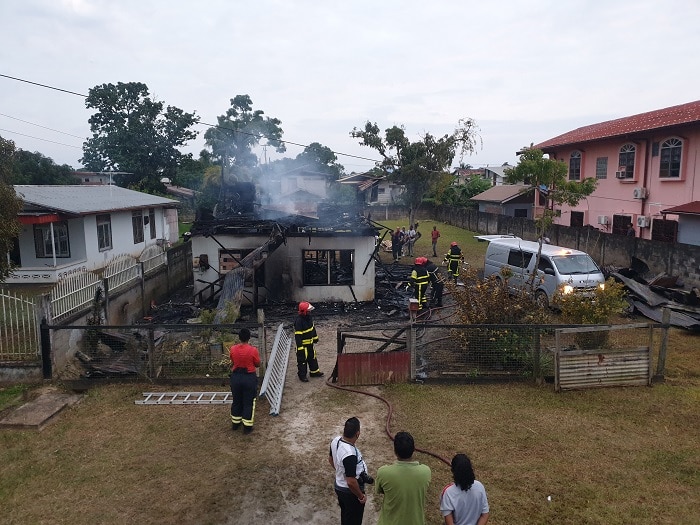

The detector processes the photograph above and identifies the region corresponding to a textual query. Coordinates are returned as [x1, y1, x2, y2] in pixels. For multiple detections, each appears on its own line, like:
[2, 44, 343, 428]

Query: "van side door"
[506, 248, 534, 292]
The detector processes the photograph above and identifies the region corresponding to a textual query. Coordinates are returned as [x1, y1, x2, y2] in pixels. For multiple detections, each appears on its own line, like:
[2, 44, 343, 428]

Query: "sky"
[2, 0, 700, 175]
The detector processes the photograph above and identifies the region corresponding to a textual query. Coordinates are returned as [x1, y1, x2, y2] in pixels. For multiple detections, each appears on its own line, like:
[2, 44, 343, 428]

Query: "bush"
[558, 278, 627, 325]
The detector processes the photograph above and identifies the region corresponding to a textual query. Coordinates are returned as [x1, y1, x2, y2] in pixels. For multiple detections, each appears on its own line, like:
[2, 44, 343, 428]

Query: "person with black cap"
[444, 242, 463, 283]
[294, 301, 324, 382]
[229, 327, 260, 434]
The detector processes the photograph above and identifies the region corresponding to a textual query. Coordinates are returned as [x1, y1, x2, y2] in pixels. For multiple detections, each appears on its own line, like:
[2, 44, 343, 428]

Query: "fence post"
[102, 278, 110, 324]
[408, 323, 416, 381]
[655, 308, 670, 380]
[40, 319, 52, 379]
[140, 261, 147, 317]
[147, 328, 156, 379]
[533, 327, 542, 384]
[257, 309, 266, 377]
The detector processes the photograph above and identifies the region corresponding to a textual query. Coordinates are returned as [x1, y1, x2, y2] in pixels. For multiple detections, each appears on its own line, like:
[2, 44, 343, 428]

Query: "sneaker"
[310, 372, 324, 378]
[299, 376, 309, 382]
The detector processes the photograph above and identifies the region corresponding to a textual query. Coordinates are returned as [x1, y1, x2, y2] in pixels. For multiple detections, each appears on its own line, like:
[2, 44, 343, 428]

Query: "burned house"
[190, 183, 378, 307]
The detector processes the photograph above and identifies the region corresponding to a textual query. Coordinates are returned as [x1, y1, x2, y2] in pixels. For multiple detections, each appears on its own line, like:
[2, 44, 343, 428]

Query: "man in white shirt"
[329, 417, 372, 525]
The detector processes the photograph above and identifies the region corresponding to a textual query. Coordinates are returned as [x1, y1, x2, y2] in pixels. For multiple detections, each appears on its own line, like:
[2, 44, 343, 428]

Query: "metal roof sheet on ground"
[14, 185, 177, 215]
[469, 184, 531, 203]
[534, 100, 700, 150]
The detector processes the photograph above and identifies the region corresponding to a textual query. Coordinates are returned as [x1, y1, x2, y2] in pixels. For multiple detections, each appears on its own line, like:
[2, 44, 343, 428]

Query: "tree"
[435, 176, 492, 207]
[505, 147, 597, 291]
[81, 82, 199, 192]
[11, 149, 75, 185]
[294, 142, 345, 180]
[204, 95, 285, 184]
[0, 137, 23, 282]
[351, 118, 480, 226]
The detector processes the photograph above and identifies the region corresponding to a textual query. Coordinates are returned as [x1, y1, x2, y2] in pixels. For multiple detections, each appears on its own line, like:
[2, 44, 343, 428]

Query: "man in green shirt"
[375, 431, 432, 525]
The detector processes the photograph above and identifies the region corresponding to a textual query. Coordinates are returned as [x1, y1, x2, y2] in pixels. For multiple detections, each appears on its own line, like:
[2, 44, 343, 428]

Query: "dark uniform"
[424, 259, 444, 307]
[444, 244, 463, 282]
[294, 302, 323, 382]
[410, 258, 430, 309]
[229, 328, 260, 434]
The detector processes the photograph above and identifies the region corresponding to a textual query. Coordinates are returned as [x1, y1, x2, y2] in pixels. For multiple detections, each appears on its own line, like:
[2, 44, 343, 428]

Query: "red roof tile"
[534, 100, 700, 150]
[661, 201, 700, 216]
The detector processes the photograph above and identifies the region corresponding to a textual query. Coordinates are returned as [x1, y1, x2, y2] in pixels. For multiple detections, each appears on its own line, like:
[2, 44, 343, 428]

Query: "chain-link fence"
[338, 321, 668, 383]
[46, 323, 265, 381]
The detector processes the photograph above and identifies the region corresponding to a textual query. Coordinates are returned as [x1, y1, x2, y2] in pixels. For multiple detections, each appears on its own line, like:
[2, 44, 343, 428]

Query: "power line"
[0, 127, 82, 149]
[1, 73, 382, 165]
[0, 112, 87, 139]
[0, 73, 88, 97]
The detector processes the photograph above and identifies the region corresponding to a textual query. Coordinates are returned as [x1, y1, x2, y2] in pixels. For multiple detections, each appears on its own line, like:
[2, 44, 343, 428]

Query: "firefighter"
[229, 327, 260, 434]
[424, 257, 444, 307]
[410, 257, 430, 309]
[444, 241, 463, 282]
[294, 301, 324, 382]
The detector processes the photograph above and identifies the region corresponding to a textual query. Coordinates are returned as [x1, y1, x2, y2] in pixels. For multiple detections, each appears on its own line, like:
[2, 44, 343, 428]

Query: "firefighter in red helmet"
[410, 257, 430, 309]
[294, 301, 324, 382]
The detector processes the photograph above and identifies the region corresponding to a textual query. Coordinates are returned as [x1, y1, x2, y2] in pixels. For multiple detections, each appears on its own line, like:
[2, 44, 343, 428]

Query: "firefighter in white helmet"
[294, 301, 324, 382]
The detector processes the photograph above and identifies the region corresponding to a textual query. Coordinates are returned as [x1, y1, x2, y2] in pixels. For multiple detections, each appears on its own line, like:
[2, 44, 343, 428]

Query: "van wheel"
[535, 290, 549, 308]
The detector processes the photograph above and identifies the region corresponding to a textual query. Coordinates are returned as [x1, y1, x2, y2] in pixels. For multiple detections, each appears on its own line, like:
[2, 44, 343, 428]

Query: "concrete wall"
[424, 203, 700, 289]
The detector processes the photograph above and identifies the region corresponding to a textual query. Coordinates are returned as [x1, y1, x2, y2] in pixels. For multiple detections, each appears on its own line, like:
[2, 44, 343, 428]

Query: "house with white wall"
[532, 100, 700, 241]
[7, 185, 179, 284]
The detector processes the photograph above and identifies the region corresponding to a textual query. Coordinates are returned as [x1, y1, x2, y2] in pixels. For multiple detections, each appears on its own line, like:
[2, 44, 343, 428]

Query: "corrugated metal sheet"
[555, 347, 651, 392]
[337, 351, 410, 386]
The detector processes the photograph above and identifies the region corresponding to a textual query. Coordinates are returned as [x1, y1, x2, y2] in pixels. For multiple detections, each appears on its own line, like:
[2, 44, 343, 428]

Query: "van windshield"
[551, 254, 601, 275]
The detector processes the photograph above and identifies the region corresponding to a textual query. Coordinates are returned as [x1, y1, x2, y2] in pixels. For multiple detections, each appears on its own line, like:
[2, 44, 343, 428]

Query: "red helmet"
[415, 257, 427, 265]
[450, 241, 458, 247]
[298, 301, 315, 315]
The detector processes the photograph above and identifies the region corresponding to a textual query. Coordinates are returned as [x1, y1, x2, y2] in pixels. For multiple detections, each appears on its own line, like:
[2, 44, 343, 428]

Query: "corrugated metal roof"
[661, 200, 700, 216]
[534, 100, 700, 150]
[14, 185, 177, 215]
[470, 184, 531, 203]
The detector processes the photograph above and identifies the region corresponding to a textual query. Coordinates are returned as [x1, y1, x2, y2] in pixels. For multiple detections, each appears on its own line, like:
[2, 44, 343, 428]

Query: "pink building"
[533, 100, 700, 241]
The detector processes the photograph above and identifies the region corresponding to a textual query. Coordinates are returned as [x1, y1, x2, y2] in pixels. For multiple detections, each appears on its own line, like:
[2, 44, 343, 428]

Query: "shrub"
[558, 278, 627, 325]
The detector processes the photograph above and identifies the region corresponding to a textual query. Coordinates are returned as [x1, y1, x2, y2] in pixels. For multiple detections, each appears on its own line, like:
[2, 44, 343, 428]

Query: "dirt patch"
[232, 316, 398, 524]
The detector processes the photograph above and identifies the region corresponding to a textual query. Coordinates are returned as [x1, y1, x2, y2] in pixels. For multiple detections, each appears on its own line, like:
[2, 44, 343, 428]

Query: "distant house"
[661, 201, 700, 246]
[453, 167, 486, 185]
[337, 172, 404, 205]
[470, 184, 534, 218]
[261, 167, 335, 215]
[72, 171, 132, 185]
[8, 185, 179, 284]
[533, 100, 700, 241]
[483, 164, 514, 186]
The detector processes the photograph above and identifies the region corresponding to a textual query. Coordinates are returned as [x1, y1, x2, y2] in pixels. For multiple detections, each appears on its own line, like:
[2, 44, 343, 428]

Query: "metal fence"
[0, 289, 40, 361]
[45, 322, 265, 381]
[104, 253, 140, 295]
[338, 321, 668, 384]
[50, 269, 101, 323]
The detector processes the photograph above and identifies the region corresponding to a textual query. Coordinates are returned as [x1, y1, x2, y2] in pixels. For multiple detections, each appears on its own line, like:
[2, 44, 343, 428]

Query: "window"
[659, 138, 682, 178]
[570, 211, 584, 227]
[617, 144, 635, 179]
[303, 249, 354, 285]
[537, 257, 554, 272]
[569, 151, 581, 181]
[507, 249, 533, 269]
[513, 208, 528, 218]
[96, 214, 112, 251]
[33, 222, 70, 258]
[595, 157, 608, 179]
[149, 208, 156, 239]
[132, 210, 144, 244]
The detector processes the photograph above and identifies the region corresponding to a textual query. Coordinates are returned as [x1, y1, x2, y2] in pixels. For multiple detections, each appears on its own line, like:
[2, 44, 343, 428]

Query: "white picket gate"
[0, 289, 40, 360]
[50, 269, 101, 322]
[105, 253, 140, 294]
[139, 245, 167, 275]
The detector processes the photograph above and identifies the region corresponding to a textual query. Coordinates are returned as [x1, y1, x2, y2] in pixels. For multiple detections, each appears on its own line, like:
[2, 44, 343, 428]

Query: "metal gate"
[0, 289, 40, 361]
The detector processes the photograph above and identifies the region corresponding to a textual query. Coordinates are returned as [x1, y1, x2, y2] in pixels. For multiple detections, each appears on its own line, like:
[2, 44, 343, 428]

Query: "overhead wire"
[1, 73, 382, 165]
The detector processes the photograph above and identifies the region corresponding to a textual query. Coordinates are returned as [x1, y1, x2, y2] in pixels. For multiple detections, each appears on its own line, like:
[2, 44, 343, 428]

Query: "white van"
[482, 237, 605, 307]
